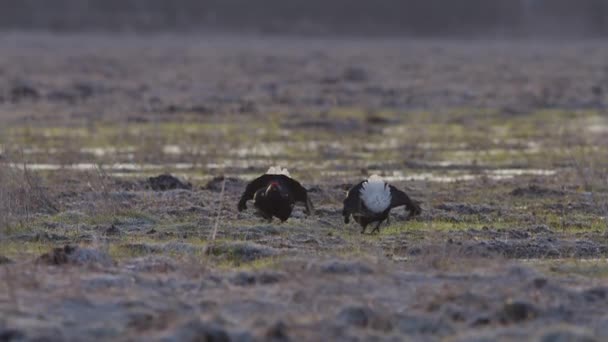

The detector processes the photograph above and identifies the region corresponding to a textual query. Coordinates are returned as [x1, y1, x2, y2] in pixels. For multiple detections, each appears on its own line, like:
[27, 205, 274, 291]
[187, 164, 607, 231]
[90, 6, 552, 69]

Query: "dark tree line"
[0, 0, 607, 37]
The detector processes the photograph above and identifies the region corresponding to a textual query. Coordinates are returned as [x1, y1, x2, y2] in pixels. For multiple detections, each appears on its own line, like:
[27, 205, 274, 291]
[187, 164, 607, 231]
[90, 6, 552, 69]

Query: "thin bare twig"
[209, 177, 226, 242]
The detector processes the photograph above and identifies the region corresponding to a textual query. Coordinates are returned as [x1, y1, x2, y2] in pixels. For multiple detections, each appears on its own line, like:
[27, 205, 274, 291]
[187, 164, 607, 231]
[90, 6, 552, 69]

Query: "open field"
[1, 34, 608, 341]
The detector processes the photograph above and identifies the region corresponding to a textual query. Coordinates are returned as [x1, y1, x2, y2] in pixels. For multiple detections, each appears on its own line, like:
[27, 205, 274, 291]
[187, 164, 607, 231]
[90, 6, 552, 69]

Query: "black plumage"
[238, 173, 313, 222]
[342, 177, 421, 234]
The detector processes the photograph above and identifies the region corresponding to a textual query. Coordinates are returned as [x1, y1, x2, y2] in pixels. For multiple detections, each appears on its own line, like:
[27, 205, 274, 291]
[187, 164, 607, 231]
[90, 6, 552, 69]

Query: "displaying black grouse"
[238, 167, 314, 222]
[342, 175, 421, 234]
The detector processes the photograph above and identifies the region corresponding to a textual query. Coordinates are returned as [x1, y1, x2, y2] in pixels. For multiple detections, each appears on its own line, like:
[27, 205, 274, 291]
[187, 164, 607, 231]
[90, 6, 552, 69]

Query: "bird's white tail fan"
[359, 174, 392, 213]
[266, 166, 291, 177]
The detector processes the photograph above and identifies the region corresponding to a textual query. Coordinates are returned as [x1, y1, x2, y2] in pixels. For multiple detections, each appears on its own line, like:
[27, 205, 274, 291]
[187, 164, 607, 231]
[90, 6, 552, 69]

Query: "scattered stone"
[320, 260, 373, 275]
[148, 174, 192, 191]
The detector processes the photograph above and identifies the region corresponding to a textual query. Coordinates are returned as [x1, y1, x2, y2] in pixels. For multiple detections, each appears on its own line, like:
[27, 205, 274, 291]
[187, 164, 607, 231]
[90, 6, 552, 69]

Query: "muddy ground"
[1, 34, 608, 341]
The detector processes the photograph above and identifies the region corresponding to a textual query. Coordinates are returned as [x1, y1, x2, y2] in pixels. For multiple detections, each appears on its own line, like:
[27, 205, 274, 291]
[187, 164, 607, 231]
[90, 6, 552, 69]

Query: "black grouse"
[342, 175, 421, 234]
[238, 166, 313, 222]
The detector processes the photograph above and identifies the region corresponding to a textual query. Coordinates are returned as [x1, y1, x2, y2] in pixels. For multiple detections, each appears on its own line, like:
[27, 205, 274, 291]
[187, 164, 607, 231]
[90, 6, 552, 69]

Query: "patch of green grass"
[214, 255, 283, 270]
[379, 220, 488, 236]
[48, 209, 157, 226]
[533, 259, 608, 278]
[0, 241, 54, 259]
[542, 212, 607, 233]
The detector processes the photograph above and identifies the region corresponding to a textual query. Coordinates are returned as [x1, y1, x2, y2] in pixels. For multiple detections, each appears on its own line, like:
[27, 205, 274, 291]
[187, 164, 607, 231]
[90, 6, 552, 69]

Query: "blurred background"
[1, 0, 608, 37]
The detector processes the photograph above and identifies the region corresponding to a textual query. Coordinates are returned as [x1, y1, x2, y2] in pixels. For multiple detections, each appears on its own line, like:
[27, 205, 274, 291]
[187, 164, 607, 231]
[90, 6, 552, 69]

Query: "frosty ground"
[1, 34, 608, 341]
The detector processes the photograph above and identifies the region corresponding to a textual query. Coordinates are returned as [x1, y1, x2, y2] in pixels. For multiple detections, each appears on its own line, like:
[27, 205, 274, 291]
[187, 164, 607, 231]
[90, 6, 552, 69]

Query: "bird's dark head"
[265, 181, 287, 198]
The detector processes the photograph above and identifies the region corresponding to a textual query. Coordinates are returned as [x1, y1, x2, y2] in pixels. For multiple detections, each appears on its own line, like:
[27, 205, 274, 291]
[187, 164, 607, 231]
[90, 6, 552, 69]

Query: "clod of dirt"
[320, 260, 374, 275]
[337, 306, 393, 332]
[148, 174, 192, 191]
[205, 242, 277, 263]
[10, 82, 40, 102]
[104, 224, 121, 236]
[470, 316, 491, 327]
[342, 66, 369, 82]
[37, 245, 113, 267]
[0, 329, 25, 341]
[127, 311, 158, 332]
[37, 245, 77, 265]
[205, 176, 245, 193]
[336, 307, 371, 328]
[582, 287, 608, 302]
[511, 185, 565, 197]
[394, 313, 453, 335]
[162, 319, 230, 342]
[499, 301, 538, 323]
[230, 271, 284, 286]
[532, 278, 549, 289]
[265, 321, 289, 342]
[47, 83, 97, 103]
[0, 255, 13, 264]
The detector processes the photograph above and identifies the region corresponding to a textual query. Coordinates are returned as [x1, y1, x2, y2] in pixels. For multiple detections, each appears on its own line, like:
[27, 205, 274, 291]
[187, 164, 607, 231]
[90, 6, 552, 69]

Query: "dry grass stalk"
[0, 160, 58, 232]
[209, 176, 226, 243]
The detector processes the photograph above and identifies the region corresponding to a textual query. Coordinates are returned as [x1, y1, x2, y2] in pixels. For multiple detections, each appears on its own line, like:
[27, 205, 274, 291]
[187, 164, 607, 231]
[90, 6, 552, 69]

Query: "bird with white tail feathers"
[342, 174, 421, 234]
